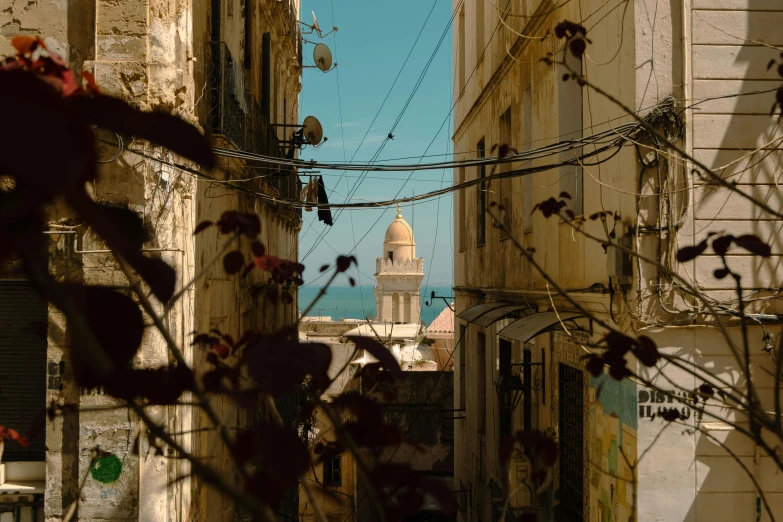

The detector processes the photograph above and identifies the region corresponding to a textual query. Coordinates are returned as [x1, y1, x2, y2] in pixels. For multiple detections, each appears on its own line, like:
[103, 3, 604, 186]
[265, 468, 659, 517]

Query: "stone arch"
[404, 293, 412, 323]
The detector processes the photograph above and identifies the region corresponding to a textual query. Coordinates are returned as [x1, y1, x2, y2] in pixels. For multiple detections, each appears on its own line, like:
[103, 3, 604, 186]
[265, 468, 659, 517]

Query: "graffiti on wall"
[637, 389, 696, 420]
[589, 375, 637, 522]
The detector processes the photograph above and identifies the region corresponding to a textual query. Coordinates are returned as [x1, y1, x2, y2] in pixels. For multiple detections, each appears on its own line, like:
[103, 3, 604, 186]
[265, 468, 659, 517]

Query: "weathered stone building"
[452, 0, 783, 521]
[0, 0, 302, 520]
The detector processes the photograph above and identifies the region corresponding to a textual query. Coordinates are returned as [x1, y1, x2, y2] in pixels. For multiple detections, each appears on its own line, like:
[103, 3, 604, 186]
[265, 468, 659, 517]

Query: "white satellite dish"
[312, 11, 323, 38]
[313, 43, 333, 72]
[302, 116, 324, 145]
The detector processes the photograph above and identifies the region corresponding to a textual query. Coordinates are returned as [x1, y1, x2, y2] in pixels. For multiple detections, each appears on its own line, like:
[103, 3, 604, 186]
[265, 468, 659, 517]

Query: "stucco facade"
[0, 0, 301, 520]
[452, 0, 783, 521]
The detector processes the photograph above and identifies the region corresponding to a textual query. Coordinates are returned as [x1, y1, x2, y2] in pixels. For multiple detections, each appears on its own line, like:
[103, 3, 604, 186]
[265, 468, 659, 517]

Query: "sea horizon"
[298, 284, 453, 326]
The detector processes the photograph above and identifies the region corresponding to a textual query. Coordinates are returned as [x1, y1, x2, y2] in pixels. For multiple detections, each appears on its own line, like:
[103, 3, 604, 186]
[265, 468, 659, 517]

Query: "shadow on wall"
[691, 0, 783, 293]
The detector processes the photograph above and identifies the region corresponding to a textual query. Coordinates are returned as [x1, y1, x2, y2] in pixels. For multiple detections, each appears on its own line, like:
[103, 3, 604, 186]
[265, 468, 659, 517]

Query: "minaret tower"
[374, 204, 425, 323]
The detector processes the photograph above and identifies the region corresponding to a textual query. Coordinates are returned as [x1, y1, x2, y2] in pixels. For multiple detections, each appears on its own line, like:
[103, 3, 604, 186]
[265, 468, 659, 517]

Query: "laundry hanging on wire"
[300, 175, 333, 226]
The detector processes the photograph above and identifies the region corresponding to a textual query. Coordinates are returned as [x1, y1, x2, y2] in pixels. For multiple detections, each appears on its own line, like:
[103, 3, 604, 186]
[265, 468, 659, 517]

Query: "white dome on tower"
[383, 205, 416, 261]
[374, 204, 425, 324]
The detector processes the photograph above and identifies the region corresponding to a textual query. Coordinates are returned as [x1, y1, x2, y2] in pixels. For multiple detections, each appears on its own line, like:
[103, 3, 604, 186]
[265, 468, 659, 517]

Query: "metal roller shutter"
[0, 280, 47, 461]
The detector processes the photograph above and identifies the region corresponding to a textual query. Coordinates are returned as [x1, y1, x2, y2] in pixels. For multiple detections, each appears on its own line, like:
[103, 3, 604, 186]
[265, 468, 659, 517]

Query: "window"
[477, 138, 486, 246]
[0, 280, 47, 461]
[477, 331, 486, 435]
[499, 107, 513, 237]
[403, 293, 412, 323]
[559, 54, 584, 216]
[459, 324, 466, 410]
[523, 85, 533, 232]
[457, 6, 466, 94]
[324, 456, 342, 486]
[457, 166, 466, 252]
[387, 251, 394, 261]
[499, 339, 512, 438]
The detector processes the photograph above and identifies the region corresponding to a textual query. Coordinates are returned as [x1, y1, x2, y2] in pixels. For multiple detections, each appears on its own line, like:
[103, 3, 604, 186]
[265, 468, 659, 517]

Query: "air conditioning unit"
[508, 457, 532, 508]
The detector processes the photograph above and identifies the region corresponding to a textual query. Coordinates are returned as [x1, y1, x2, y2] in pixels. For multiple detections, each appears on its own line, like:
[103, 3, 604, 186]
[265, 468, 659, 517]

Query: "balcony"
[203, 42, 300, 205]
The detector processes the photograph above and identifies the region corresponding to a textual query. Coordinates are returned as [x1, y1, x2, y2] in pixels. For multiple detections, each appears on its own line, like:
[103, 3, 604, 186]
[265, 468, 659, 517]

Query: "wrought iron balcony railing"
[203, 42, 301, 209]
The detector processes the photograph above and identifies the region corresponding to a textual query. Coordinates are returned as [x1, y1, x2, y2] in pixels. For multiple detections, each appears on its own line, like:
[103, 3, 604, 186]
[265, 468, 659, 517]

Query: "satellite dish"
[313, 43, 333, 72]
[302, 116, 324, 145]
[312, 11, 323, 38]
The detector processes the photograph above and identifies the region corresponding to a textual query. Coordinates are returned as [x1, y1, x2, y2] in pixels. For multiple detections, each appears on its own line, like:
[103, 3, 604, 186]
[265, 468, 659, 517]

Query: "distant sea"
[298, 285, 453, 325]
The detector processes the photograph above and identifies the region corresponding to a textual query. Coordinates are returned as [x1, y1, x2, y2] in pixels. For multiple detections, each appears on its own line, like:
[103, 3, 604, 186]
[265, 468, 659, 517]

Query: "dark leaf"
[345, 336, 403, 376]
[711, 234, 735, 256]
[565, 209, 575, 220]
[635, 335, 660, 367]
[768, 59, 777, 70]
[562, 73, 570, 81]
[212, 344, 230, 359]
[77, 95, 215, 168]
[697, 383, 715, 399]
[194, 221, 213, 234]
[659, 408, 682, 422]
[778, 63, 783, 78]
[245, 332, 332, 395]
[105, 365, 193, 404]
[99, 205, 147, 249]
[223, 250, 245, 274]
[676, 240, 709, 262]
[608, 361, 631, 380]
[244, 423, 311, 505]
[251, 241, 265, 257]
[734, 234, 772, 257]
[55, 284, 143, 387]
[133, 255, 177, 302]
[232, 430, 255, 463]
[320, 264, 330, 272]
[192, 333, 220, 346]
[569, 37, 587, 58]
[589, 212, 602, 220]
[604, 331, 635, 356]
[585, 355, 604, 377]
[559, 192, 572, 199]
[336, 255, 357, 273]
[349, 277, 356, 287]
[713, 267, 730, 280]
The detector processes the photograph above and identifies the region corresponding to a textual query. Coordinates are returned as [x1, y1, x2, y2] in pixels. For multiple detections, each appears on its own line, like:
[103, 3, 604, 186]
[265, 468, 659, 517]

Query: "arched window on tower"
[404, 293, 411, 323]
[387, 251, 394, 262]
[392, 293, 400, 323]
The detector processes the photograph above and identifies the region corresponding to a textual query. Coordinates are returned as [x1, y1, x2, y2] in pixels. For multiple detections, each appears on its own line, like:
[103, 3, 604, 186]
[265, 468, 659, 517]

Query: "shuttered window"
[0, 280, 47, 461]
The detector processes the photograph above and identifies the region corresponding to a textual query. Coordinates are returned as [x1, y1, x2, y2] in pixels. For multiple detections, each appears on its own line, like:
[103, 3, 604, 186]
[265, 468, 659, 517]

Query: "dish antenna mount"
[279, 115, 327, 150]
[300, 11, 337, 38]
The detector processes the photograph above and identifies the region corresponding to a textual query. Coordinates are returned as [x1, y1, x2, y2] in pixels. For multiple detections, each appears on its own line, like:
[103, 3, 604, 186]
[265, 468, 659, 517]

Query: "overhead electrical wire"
[299, 0, 442, 264]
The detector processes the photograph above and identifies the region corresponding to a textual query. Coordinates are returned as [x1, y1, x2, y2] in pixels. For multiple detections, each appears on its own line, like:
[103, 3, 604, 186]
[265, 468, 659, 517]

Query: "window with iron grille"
[558, 362, 585, 520]
[324, 456, 342, 487]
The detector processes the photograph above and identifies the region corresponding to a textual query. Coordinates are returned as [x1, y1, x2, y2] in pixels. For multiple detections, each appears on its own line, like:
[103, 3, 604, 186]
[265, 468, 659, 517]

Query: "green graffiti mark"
[90, 453, 122, 484]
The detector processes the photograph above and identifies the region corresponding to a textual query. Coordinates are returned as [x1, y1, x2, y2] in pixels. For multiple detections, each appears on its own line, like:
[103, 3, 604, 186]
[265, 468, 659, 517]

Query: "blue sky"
[298, 0, 454, 288]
